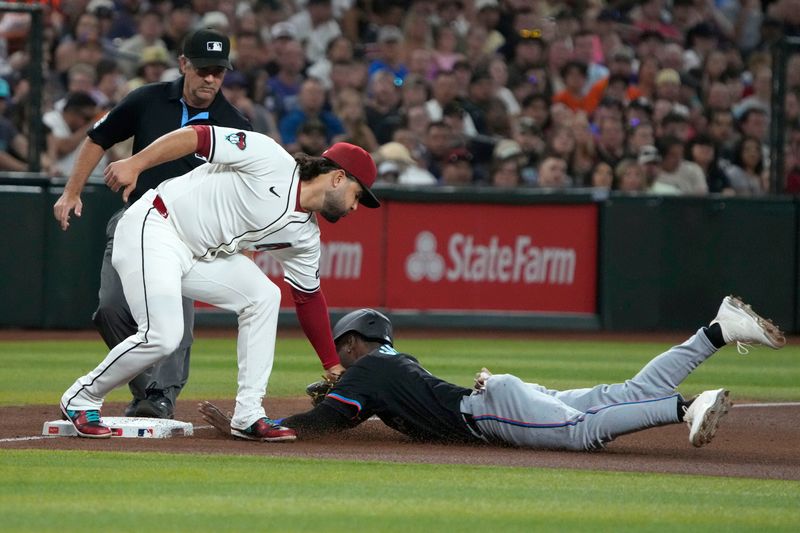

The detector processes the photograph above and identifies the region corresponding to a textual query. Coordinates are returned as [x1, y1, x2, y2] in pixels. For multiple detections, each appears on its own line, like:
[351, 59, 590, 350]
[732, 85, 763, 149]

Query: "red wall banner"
[384, 203, 598, 314]
[197, 201, 598, 316]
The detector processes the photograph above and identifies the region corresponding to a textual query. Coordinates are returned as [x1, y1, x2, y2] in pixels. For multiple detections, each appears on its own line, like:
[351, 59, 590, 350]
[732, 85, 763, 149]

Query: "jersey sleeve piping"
[327, 393, 362, 415]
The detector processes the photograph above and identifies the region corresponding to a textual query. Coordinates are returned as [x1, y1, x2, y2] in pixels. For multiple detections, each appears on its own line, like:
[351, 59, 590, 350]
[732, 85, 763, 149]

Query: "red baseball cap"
[322, 142, 380, 208]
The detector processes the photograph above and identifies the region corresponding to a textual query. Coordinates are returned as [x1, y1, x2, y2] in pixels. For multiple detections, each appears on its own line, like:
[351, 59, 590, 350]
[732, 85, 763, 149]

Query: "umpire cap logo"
[207, 41, 223, 52]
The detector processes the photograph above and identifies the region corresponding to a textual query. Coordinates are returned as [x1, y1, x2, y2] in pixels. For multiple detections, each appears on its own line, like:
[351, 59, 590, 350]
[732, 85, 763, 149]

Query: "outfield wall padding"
[0, 185, 795, 332]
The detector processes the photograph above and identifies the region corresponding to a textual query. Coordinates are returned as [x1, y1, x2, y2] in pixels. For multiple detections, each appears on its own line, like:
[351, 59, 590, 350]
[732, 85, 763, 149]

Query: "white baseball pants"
[61, 191, 280, 429]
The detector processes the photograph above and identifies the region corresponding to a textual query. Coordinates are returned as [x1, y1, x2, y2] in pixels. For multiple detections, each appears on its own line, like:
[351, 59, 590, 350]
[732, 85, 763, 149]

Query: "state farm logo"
[405, 231, 577, 285]
[406, 232, 445, 281]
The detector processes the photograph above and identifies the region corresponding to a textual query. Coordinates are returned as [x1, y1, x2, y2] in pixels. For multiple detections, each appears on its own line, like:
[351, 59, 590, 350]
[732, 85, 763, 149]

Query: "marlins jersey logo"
[226, 132, 247, 150]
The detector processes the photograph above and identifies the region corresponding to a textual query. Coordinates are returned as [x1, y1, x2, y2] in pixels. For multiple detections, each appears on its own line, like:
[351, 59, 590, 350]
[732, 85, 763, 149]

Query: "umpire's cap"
[182, 28, 233, 70]
[333, 309, 393, 346]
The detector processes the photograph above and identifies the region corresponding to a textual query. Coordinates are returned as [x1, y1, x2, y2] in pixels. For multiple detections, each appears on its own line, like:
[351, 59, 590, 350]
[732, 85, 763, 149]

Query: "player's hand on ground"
[53, 192, 82, 231]
[474, 367, 492, 391]
[198, 401, 233, 438]
[104, 158, 141, 202]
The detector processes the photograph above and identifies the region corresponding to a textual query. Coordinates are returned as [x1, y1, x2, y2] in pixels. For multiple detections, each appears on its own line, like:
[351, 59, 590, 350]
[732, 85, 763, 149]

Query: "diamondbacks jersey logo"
[226, 132, 247, 150]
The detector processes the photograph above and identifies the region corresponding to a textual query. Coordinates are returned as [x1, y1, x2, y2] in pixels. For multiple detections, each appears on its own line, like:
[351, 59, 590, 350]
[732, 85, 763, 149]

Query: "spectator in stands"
[0, 78, 32, 171]
[374, 141, 436, 186]
[472, 0, 504, 56]
[232, 32, 271, 104]
[440, 146, 474, 186]
[487, 56, 520, 117]
[655, 69, 682, 104]
[421, 120, 453, 181]
[660, 111, 691, 142]
[266, 38, 306, 120]
[590, 161, 614, 189]
[161, 1, 194, 54]
[94, 59, 123, 109]
[707, 108, 737, 155]
[573, 30, 609, 91]
[365, 70, 403, 145]
[279, 77, 344, 153]
[425, 69, 478, 137]
[595, 117, 627, 169]
[44, 91, 106, 178]
[635, 55, 661, 101]
[652, 135, 708, 195]
[627, 121, 655, 159]
[127, 46, 171, 92]
[614, 159, 648, 193]
[288, 0, 341, 65]
[738, 106, 769, 144]
[307, 35, 354, 92]
[117, 10, 168, 79]
[400, 74, 430, 110]
[295, 119, 328, 156]
[429, 24, 463, 77]
[552, 61, 603, 115]
[368, 26, 408, 84]
[221, 71, 279, 140]
[784, 122, 800, 194]
[722, 135, 768, 196]
[686, 134, 733, 195]
[537, 156, 570, 189]
[638, 144, 662, 188]
[333, 87, 378, 152]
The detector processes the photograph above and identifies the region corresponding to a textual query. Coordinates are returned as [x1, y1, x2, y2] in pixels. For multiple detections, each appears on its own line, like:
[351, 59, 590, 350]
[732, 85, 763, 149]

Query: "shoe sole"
[59, 403, 112, 439]
[230, 428, 297, 442]
[727, 296, 787, 349]
[689, 390, 731, 447]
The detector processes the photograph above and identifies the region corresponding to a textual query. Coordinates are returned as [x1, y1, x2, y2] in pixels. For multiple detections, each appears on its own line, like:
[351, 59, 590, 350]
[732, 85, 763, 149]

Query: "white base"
[43, 417, 193, 438]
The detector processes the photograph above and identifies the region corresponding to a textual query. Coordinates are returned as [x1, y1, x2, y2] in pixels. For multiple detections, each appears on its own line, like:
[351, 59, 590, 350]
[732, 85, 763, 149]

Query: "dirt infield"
[2, 399, 798, 481]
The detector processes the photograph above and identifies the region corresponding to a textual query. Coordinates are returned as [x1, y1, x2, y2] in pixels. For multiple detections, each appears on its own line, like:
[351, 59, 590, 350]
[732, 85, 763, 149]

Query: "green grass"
[1, 336, 799, 531]
[1, 335, 798, 406]
[0, 450, 798, 532]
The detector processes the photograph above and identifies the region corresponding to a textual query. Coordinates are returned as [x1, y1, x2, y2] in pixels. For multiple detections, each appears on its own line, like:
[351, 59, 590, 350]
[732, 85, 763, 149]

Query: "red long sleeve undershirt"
[291, 287, 340, 370]
[191, 125, 211, 158]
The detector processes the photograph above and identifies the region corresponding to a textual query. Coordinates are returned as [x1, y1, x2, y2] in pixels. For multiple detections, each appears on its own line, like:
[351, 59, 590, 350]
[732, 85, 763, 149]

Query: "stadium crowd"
[1, 0, 800, 195]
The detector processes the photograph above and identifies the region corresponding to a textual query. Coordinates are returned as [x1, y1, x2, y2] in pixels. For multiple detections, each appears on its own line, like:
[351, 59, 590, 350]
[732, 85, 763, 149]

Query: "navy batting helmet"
[332, 309, 394, 346]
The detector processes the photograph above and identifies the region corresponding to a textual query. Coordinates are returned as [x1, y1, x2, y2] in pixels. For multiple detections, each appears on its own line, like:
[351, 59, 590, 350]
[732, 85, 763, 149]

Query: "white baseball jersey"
[247, 211, 322, 294]
[156, 126, 300, 261]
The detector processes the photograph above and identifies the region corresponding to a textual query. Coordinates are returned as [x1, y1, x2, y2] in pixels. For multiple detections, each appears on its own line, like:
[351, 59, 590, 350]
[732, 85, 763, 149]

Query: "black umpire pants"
[92, 207, 195, 407]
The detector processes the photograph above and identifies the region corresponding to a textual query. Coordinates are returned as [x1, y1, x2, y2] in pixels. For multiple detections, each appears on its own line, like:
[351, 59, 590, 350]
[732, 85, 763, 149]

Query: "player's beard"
[319, 187, 349, 223]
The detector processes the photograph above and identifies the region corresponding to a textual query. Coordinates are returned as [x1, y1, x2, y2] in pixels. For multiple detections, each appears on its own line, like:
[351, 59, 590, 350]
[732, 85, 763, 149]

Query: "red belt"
[153, 194, 169, 218]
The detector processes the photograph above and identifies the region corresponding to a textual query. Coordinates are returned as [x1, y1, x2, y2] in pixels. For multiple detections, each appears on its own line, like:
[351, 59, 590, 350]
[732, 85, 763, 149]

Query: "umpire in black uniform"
[53, 28, 252, 418]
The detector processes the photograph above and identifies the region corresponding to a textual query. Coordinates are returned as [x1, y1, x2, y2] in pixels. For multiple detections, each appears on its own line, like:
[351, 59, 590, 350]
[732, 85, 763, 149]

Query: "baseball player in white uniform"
[60, 124, 380, 441]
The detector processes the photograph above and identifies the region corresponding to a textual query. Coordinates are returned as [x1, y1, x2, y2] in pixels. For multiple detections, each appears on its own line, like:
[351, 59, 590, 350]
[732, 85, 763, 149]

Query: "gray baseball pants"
[92, 208, 194, 406]
[459, 329, 717, 450]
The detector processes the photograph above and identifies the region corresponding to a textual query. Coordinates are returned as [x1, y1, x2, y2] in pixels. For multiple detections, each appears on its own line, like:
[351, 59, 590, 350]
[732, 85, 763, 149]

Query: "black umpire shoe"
[124, 399, 140, 417]
[132, 390, 174, 419]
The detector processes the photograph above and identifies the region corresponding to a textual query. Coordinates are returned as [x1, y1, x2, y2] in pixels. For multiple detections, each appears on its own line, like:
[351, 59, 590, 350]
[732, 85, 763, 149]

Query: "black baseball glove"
[306, 374, 340, 406]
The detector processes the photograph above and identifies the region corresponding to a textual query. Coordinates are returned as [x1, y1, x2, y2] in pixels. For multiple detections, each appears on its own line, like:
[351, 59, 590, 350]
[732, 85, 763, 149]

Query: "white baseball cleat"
[710, 296, 786, 354]
[683, 388, 731, 447]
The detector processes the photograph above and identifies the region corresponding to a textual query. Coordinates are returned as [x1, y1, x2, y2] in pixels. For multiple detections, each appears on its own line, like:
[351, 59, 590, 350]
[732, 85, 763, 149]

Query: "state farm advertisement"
[384, 203, 598, 314]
